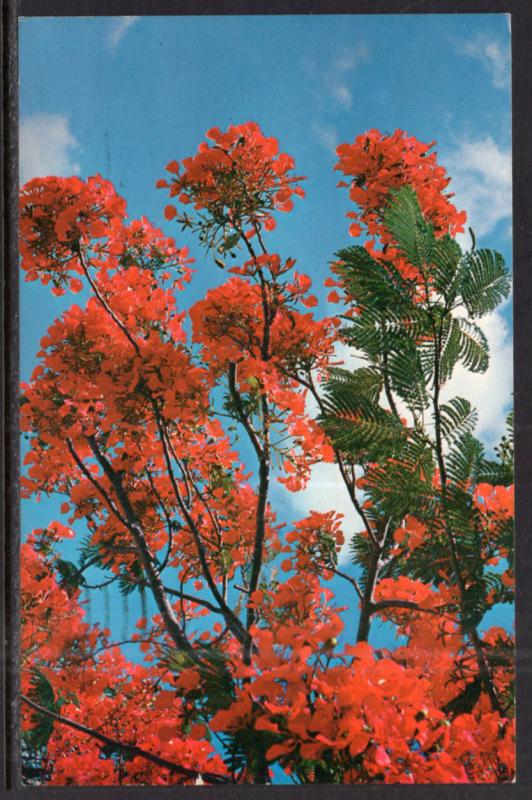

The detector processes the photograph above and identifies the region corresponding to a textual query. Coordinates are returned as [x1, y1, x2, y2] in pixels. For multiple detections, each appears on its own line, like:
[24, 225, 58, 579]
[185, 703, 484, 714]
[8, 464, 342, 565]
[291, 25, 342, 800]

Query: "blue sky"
[19, 14, 513, 652]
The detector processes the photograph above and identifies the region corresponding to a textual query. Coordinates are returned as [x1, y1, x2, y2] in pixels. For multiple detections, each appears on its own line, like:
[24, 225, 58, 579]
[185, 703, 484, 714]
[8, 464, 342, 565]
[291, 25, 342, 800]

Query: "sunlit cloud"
[457, 33, 510, 90]
[19, 113, 81, 183]
[441, 300, 513, 451]
[444, 136, 512, 240]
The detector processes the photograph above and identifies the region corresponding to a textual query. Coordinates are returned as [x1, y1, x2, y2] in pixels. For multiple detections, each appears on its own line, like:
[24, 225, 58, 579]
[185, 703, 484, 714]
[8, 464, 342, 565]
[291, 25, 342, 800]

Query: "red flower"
[159, 121, 305, 237]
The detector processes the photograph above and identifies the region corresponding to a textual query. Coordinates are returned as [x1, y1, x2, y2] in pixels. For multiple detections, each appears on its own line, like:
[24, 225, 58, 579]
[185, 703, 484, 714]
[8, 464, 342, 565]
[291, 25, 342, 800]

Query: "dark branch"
[85, 435, 194, 657]
[75, 243, 141, 357]
[150, 405, 250, 647]
[227, 362, 263, 459]
[145, 468, 175, 573]
[66, 438, 129, 530]
[21, 694, 229, 784]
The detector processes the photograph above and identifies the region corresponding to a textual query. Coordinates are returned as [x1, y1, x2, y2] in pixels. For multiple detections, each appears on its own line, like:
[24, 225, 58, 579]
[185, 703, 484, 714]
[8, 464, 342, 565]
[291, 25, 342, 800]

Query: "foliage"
[19, 122, 514, 785]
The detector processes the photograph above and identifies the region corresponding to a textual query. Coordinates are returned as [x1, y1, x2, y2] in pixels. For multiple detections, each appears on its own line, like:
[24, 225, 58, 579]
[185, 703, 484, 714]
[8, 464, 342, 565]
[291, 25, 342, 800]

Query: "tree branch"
[163, 586, 223, 615]
[75, 243, 141, 357]
[21, 694, 229, 784]
[315, 562, 363, 602]
[66, 438, 129, 530]
[150, 406, 250, 648]
[145, 468, 175, 573]
[370, 599, 454, 619]
[430, 314, 502, 714]
[85, 435, 194, 657]
[227, 361, 263, 460]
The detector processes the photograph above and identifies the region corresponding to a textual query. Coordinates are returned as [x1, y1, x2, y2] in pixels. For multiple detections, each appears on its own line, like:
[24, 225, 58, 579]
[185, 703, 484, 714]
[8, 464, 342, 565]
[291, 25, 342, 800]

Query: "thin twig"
[145, 468, 175, 573]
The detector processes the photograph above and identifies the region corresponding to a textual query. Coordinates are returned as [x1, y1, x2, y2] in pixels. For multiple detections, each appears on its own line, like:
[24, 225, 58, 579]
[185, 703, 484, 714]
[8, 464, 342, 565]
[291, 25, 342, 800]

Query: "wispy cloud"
[107, 16, 140, 51]
[457, 34, 510, 90]
[326, 43, 369, 110]
[311, 121, 339, 154]
[304, 42, 369, 115]
[19, 113, 81, 183]
[306, 43, 369, 151]
[331, 83, 352, 109]
[333, 47, 369, 73]
[444, 136, 512, 240]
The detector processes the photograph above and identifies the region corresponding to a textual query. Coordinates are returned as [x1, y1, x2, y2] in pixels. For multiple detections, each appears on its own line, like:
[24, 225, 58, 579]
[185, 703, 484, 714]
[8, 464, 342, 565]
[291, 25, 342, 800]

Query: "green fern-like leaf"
[385, 340, 429, 413]
[364, 460, 437, 520]
[438, 397, 478, 444]
[431, 235, 463, 300]
[477, 455, 513, 488]
[324, 416, 406, 459]
[165, 646, 235, 717]
[327, 366, 383, 404]
[383, 185, 433, 270]
[446, 434, 485, 487]
[321, 381, 406, 458]
[456, 317, 490, 373]
[349, 530, 376, 587]
[24, 669, 58, 750]
[439, 316, 489, 382]
[118, 559, 145, 596]
[459, 248, 511, 318]
[335, 244, 416, 313]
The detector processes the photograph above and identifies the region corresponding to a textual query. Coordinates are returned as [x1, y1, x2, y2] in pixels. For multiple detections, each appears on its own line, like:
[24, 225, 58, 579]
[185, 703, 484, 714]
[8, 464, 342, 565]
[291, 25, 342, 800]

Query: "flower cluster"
[21, 539, 227, 785]
[332, 129, 467, 287]
[207, 574, 514, 784]
[158, 121, 305, 237]
[19, 175, 126, 291]
[335, 128, 466, 241]
[20, 175, 193, 295]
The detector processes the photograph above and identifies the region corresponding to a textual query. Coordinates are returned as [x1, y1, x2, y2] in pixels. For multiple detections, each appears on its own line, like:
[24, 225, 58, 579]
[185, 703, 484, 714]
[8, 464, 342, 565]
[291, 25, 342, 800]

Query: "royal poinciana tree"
[19, 122, 514, 785]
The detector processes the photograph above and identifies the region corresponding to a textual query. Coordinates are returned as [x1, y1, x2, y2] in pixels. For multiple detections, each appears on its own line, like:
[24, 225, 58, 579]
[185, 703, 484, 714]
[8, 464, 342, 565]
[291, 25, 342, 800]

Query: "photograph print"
[18, 12, 514, 785]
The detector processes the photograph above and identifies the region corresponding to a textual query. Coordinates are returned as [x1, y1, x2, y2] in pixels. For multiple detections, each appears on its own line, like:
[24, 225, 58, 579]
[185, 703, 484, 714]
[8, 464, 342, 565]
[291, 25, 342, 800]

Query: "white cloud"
[107, 16, 140, 50]
[277, 461, 362, 563]
[305, 43, 369, 149]
[333, 44, 369, 73]
[326, 43, 369, 110]
[331, 83, 353, 109]
[311, 122, 339, 154]
[458, 34, 510, 90]
[19, 113, 81, 184]
[444, 136, 512, 240]
[332, 341, 366, 372]
[441, 302, 513, 450]
[303, 42, 369, 114]
[442, 137, 513, 450]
